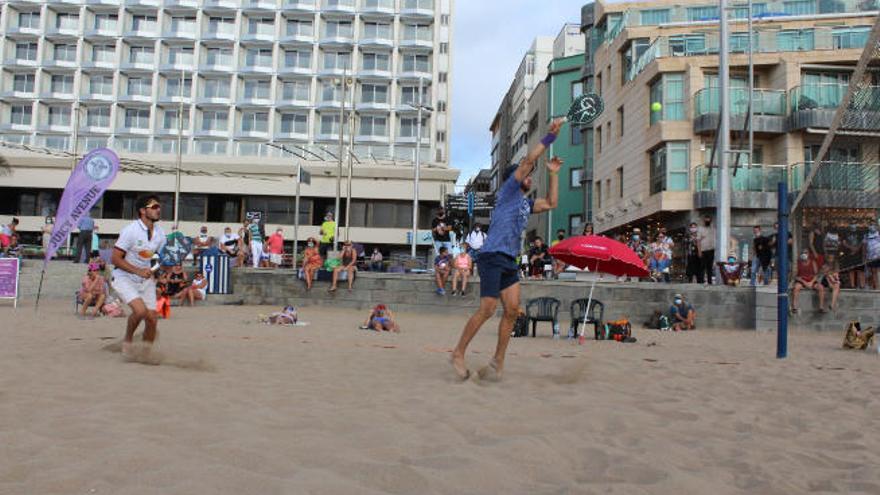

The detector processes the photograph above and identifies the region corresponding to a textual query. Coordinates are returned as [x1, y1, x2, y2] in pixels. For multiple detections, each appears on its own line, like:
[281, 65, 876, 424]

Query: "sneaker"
[436, 288, 446, 295]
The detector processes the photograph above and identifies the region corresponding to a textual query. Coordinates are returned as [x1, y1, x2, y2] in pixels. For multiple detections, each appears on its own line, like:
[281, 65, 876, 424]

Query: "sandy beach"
[1, 301, 879, 494]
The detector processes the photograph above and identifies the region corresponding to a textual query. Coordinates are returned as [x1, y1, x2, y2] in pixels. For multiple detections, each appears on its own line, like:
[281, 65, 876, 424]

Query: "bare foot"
[121, 341, 134, 359]
[450, 354, 470, 381]
[477, 358, 503, 382]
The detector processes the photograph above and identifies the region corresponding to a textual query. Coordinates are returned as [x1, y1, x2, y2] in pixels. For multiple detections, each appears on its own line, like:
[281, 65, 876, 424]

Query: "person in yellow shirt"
[320, 212, 336, 258]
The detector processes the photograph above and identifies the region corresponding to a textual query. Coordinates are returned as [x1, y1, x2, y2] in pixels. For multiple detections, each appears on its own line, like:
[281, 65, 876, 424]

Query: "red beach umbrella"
[549, 235, 649, 278]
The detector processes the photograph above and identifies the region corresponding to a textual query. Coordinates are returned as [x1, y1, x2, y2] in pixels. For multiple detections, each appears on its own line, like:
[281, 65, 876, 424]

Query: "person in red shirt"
[792, 249, 826, 314]
[266, 228, 285, 268]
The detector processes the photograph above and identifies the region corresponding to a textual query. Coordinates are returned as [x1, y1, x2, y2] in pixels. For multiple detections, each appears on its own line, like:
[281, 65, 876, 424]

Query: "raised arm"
[514, 118, 564, 182]
[533, 156, 562, 214]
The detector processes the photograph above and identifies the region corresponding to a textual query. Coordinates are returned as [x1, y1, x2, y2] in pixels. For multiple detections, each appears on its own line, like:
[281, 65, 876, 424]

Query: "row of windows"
[634, 0, 866, 25]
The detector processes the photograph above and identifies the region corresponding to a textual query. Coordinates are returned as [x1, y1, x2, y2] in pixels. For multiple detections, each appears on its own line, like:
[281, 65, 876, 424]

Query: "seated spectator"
[792, 250, 825, 314]
[218, 226, 242, 265]
[820, 253, 841, 312]
[88, 252, 107, 276]
[0, 218, 18, 252]
[180, 272, 208, 306]
[192, 226, 214, 266]
[717, 254, 746, 286]
[434, 246, 452, 295]
[2, 234, 22, 258]
[166, 264, 188, 298]
[302, 237, 323, 291]
[669, 293, 696, 331]
[465, 223, 487, 259]
[79, 264, 107, 318]
[155, 272, 172, 319]
[529, 237, 551, 279]
[451, 244, 473, 296]
[582, 223, 594, 236]
[552, 229, 568, 274]
[370, 247, 384, 271]
[328, 241, 357, 292]
[266, 228, 285, 268]
[362, 304, 400, 332]
[648, 244, 672, 283]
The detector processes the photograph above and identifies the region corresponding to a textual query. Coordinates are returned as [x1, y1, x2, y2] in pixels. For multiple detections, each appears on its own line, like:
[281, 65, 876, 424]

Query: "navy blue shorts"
[477, 252, 520, 298]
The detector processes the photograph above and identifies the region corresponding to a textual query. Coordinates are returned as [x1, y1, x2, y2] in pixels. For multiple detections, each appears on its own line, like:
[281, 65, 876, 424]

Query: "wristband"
[549, 171, 558, 176]
[540, 133, 557, 147]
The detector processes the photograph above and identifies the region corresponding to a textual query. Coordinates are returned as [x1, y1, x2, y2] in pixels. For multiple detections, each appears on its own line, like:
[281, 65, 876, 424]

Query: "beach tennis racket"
[565, 93, 604, 127]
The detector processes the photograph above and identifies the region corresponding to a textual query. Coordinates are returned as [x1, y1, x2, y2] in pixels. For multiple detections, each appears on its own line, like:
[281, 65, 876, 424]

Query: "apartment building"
[582, 0, 879, 252]
[0, 0, 455, 250]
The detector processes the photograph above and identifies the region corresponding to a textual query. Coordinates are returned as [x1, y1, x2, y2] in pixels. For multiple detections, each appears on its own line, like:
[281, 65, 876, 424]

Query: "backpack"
[646, 310, 662, 329]
[512, 312, 529, 338]
[598, 319, 632, 341]
[658, 315, 671, 331]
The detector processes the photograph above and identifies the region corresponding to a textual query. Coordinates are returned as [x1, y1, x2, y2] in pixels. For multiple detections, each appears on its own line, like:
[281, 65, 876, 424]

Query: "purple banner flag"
[44, 148, 120, 265]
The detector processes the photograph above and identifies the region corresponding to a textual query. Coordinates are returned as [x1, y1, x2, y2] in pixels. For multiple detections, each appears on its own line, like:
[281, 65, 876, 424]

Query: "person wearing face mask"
[431, 207, 454, 257]
[301, 237, 323, 290]
[841, 222, 864, 289]
[218, 226, 241, 261]
[697, 215, 716, 284]
[669, 294, 696, 331]
[192, 225, 214, 267]
[627, 228, 649, 267]
[684, 222, 703, 283]
[751, 225, 772, 286]
[717, 253, 745, 286]
[370, 247, 384, 272]
[464, 223, 487, 258]
[863, 222, 880, 289]
[792, 249, 825, 314]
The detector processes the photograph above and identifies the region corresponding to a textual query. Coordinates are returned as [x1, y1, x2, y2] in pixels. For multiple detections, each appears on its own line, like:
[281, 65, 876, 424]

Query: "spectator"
[431, 207, 453, 256]
[769, 221, 793, 277]
[218, 226, 242, 265]
[684, 222, 703, 283]
[627, 228, 650, 265]
[751, 225, 773, 286]
[41, 217, 53, 255]
[519, 247, 530, 279]
[91, 225, 101, 256]
[464, 223, 487, 258]
[552, 229, 569, 274]
[717, 254, 746, 286]
[0, 217, 18, 251]
[863, 222, 880, 290]
[823, 225, 840, 261]
[551, 229, 566, 247]
[697, 215, 716, 284]
[669, 293, 696, 331]
[192, 226, 214, 266]
[528, 237, 551, 279]
[88, 252, 108, 279]
[792, 249, 825, 314]
[266, 228, 285, 268]
[320, 212, 335, 258]
[79, 264, 107, 318]
[74, 213, 95, 263]
[362, 304, 400, 332]
[657, 227, 673, 255]
[370, 247, 384, 271]
[820, 253, 841, 312]
[3, 234, 21, 258]
[328, 241, 357, 292]
[808, 220, 825, 262]
[166, 264, 188, 299]
[582, 222, 594, 236]
[180, 272, 208, 306]
[302, 237, 323, 290]
[237, 220, 250, 265]
[155, 271, 172, 319]
[841, 222, 865, 289]
[648, 243, 671, 283]
[451, 243, 473, 296]
[434, 246, 452, 295]
[247, 217, 264, 268]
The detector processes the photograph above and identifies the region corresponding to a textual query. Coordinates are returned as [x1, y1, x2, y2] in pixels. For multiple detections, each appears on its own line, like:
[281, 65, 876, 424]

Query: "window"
[248, 17, 275, 36]
[243, 79, 271, 99]
[129, 45, 154, 64]
[119, 137, 148, 153]
[16, 42, 38, 61]
[127, 77, 152, 96]
[205, 47, 233, 66]
[783, 0, 816, 15]
[729, 32, 758, 53]
[50, 74, 74, 94]
[668, 34, 707, 55]
[196, 140, 227, 155]
[400, 85, 429, 106]
[324, 20, 353, 38]
[286, 18, 314, 37]
[281, 80, 310, 101]
[777, 29, 814, 51]
[402, 54, 430, 73]
[364, 0, 394, 8]
[166, 76, 192, 97]
[360, 83, 388, 104]
[10, 105, 32, 125]
[596, 73, 602, 96]
[90, 75, 114, 95]
[18, 11, 40, 29]
[439, 72, 448, 83]
[44, 135, 70, 150]
[832, 26, 871, 49]
[569, 215, 583, 236]
[616, 167, 624, 197]
[321, 81, 341, 102]
[359, 115, 387, 137]
[203, 77, 230, 98]
[686, 6, 718, 21]
[571, 81, 584, 100]
[92, 44, 115, 63]
[54, 44, 77, 62]
[170, 16, 196, 34]
[595, 182, 602, 209]
[207, 17, 235, 35]
[241, 111, 268, 132]
[404, 0, 433, 8]
[363, 21, 391, 39]
[280, 113, 308, 134]
[732, 3, 767, 18]
[245, 48, 273, 68]
[640, 9, 670, 25]
[436, 130, 446, 142]
[48, 106, 72, 126]
[56, 13, 79, 30]
[596, 126, 602, 153]
[399, 116, 428, 138]
[320, 114, 342, 135]
[283, 49, 312, 69]
[202, 110, 228, 131]
[83, 136, 107, 151]
[650, 142, 689, 194]
[571, 126, 583, 146]
[621, 38, 650, 82]
[323, 51, 351, 70]
[131, 15, 157, 32]
[439, 42, 448, 54]
[649, 73, 685, 124]
[437, 100, 447, 112]
[617, 106, 624, 136]
[361, 52, 390, 71]
[167, 46, 194, 65]
[87, 107, 111, 127]
[13, 74, 35, 93]
[403, 24, 432, 42]
[124, 108, 150, 129]
[94, 13, 117, 31]
[162, 108, 189, 130]
[440, 14, 450, 25]
[570, 168, 583, 189]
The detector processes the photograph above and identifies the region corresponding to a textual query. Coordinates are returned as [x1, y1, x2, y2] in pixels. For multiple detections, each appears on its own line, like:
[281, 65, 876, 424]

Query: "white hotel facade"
[0, 0, 456, 250]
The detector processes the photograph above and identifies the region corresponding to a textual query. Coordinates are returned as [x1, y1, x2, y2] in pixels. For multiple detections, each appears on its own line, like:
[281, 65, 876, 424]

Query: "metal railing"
[694, 164, 787, 193]
[694, 87, 786, 117]
[790, 83, 880, 112]
[789, 161, 880, 191]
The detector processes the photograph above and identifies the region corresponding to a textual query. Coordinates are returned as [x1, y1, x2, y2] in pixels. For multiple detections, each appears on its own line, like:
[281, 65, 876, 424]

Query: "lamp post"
[173, 69, 185, 227]
[406, 77, 433, 259]
[333, 67, 351, 252]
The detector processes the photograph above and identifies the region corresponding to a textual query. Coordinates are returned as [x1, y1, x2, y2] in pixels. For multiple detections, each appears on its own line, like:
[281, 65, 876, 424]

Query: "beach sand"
[1, 302, 879, 494]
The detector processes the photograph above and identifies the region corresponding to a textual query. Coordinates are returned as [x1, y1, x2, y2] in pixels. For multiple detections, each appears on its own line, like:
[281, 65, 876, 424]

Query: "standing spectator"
[582, 222, 594, 236]
[247, 218, 264, 268]
[648, 241, 671, 282]
[627, 228, 650, 264]
[0, 218, 18, 251]
[369, 247, 384, 271]
[79, 264, 107, 318]
[808, 220, 826, 262]
[863, 222, 880, 289]
[218, 226, 242, 265]
[684, 222, 703, 283]
[792, 249, 825, 314]
[717, 254, 746, 286]
[320, 212, 335, 258]
[74, 213, 95, 263]
[431, 207, 453, 256]
[266, 228, 285, 268]
[328, 241, 357, 292]
[697, 215, 716, 284]
[433, 246, 452, 295]
[841, 222, 865, 289]
[552, 229, 568, 274]
[451, 243, 473, 296]
[238, 220, 250, 265]
[669, 293, 696, 331]
[751, 225, 773, 286]
[657, 227, 673, 255]
[91, 225, 101, 256]
[820, 253, 841, 312]
[302, 237, 323, 290]
[769, 221, 793, 278]
[192, 226, 214, 266]
[528, 237, 551, 279]
[464, 223, 487, 258]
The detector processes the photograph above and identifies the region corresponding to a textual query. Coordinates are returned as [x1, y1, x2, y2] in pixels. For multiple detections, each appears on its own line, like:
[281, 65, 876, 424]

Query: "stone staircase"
[15, 259, 90, 301]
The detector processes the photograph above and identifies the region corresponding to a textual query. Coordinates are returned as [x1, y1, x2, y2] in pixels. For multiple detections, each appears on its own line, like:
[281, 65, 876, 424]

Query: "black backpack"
[512, 313, 529, 338]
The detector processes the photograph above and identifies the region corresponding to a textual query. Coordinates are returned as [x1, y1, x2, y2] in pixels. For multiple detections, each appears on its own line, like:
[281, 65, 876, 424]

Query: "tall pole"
[410, 77, 423, 258]
[777, 181, 789, 358]
[333, 67, 347, 252]
[293, 162, 301, 272]
[173, 69, 184, 227]
[747, 0, 754, 171]
[344, 84, 355, 242]
[716, 0, 731, 266]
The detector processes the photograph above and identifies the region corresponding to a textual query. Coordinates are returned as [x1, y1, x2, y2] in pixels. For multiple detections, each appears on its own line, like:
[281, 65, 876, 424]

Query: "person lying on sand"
[262, 306, 298, 325]
[361, 304, 400, 333]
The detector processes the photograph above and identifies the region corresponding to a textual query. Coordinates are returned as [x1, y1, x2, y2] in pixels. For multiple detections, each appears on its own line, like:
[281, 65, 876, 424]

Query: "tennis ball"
[651, 102, 662, 112]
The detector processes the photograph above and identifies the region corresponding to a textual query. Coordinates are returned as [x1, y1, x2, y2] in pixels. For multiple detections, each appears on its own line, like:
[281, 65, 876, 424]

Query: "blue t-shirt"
[78, 215, 95, 231]
[670, 302, 693, 320]
[434, 254, 451, 267]
[481, 174, 534, 259]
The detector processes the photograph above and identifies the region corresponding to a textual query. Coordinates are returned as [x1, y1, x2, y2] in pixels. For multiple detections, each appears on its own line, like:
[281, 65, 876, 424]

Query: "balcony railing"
[694, 87, 786, 118]
[695, 164, 787, 193]
[789, 84, 880, 129]
[790, 161, 880, 192]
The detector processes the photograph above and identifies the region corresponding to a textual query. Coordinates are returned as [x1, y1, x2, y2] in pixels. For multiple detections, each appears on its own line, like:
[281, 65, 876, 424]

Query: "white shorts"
[112, 274, 157, 309]
[269, 253, 283, 265]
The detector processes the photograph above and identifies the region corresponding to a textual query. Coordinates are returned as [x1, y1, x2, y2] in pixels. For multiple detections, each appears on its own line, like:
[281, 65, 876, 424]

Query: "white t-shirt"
[465, 230, 487, 250]
[219, 233, 240, 248]
[697, 225, 716, 251]
[112, 219, 167, 282]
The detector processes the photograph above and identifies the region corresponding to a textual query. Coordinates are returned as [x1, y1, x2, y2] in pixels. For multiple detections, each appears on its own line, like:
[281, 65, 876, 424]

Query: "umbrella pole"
[579, 261, 598, 345]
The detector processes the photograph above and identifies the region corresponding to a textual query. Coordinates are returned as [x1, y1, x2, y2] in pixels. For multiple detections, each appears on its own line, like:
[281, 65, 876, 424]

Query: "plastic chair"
[525, 297, 561, 338]
[569, 298, 605, 339]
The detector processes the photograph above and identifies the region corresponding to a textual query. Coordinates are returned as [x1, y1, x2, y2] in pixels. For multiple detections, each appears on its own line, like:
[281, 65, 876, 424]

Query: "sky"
[450, 0, 589, 185]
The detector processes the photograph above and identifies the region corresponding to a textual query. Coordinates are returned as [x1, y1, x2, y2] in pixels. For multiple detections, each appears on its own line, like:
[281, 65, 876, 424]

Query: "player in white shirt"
[111, 195, 167, 357]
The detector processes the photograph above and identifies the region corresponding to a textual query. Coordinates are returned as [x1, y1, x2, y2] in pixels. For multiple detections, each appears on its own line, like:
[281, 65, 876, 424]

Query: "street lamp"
[405, 77, 433, 259]
[332, 70, 354, 252]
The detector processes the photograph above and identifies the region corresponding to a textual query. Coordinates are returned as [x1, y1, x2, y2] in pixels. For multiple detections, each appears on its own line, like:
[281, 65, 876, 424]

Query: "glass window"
[400, 85, 429, 106]
[360, 84, 388, 104]
[94, 14, 117, 31]
[243, 79, 271, 99]
[783, 0, 816, 15]
[168, 45, 194, 65]
[281, 80, 310, 101]
[324, 20, 353, 38]
[777, 29, 815, 51]
[170, 16, 196, 33]
[365, 0, 394, 8]
[54, 44, 77, 62]
[241, 111, 268, 132]
[207, 17, 235, 35]
[359, 115, 387, 137]
[197, 140, 227, 155]
[90, 75, 114, 95]
[361, 52, 390, 71]
[319, 114, 341, 135]
[639, 9, 670, 25]
[731, 3, 767, 19]
[124, 108, 150, 128]
[205, 47, 233, 66]
[570, 168, 583, 189]
[687, 6, 718, 21]
[48, 106, 72, 126]
[131, 15, 157, 31]
[129, 45, 155, 64]
[245, 48, 273, 67]
[162, 108, 189, 130]
[44, 135, 70, 150]
[284, 49, 312, 69]
[93, 44, 116, 63]
[166, 76, 192, 97]
[403, 0, 433, 9]
[668, 34, 706, 55]
[248, 17, 276, 36]
[571, 81, 584, 100]
[280, 113, 308, 134]
[649, 73, 685, 124]
[650, 142, 689, 194]
[202, 110, 228, 131]
[15, 43, 38, 61]
[127, 77, 152, 96]
[321, 81, 341, 102]
[399, 116, 427, 138]
[203, 77, 230, 98]
[119, 137, 148, 153]
[832, 26, 871, 49]
[285, 18, 313, 36]
[10, 105, 32, 125]
[83, 136, 107, 151]
[13, 73, 35, 93]
[18, 11, 40, 29]
[571, 126, 583, 146]
[402, 24, 432, 42]
[401, 54, 430, 73]
[86, 107, 111, 127]
[56, 13, 79, 30]
[177, 194, 206, 222]
[730, 32, 758, 53]
[363, 21, 391, 39]
[323, 51, 352, 70]
[50, 74, 74, 94]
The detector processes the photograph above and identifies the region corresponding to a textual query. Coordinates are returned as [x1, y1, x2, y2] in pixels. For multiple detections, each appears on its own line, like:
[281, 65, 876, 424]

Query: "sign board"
[445, 194, 493, 213]
[299, 168, 311, 186]
[0, 258, 20, 308]
[406, 230, 434, 246]
[467, 192, 475, 217]
[566, 93, 604, 127]
[245, 211, 262, 221]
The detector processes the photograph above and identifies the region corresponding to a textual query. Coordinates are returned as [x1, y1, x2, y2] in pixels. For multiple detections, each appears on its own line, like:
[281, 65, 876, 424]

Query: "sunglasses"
[146, 204, 161, 210]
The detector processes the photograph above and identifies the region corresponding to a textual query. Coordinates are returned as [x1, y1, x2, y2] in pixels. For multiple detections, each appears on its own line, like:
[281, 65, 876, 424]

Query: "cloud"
[450, 0, 587, 184]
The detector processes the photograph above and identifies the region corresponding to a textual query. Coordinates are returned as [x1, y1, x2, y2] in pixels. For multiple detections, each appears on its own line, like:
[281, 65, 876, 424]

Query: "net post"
[777, 181, 789, 359]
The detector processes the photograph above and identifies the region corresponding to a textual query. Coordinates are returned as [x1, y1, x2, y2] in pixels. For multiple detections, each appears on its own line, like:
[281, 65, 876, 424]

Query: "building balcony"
[42, 59, 80, 69]
[356, 101, 390, 112]
[163, 0, 199, 9]
[163, 29, 198, 40]
[235, 129, 270, 138]
[789, 84, 880, 131]
[397, 68, 432, 81]
[159, 61, 195, 71]
[198, 62, 234, 73]
[316, 99, 342, 109]
[201, 30, 236, 41]
[274, 130, 309, 140]
[45, 26, 81, 38]
[790, 161, 880, 208]
[314, 130, 340, 141]
[155, 126, 191, 136]
[321, 0, 356, 15]
[318, 66, 350, 77]
[4, 58, 40, 68]
[242, 0, 278, 11]
[359, 36, 394, 49]
[87, 0, 122, 5]
[1, 89, 37, 99]
[37, 122, 74, 133]
[238, 64, 274, 75]
[5, 26, 43, 37]
[80, 92, 115, 102]
[400, 1, 434, 20]
[203, 0, 237, 8]
[115, 125, 152, 135]
[282, 0, 316, 12]
[319, 35, 355, 47]
[278, 65, 313, 76]
[195, 95, 231, 105]
[78, 124, 113, 133]
[399, 36, 434, 50]
[81, 60, 117, 69]
[236, 95, 273, 106]
[157, 94, 192, 104]
[358, 68, 392, 79]
[355, 134, 390, 144]
[0, 122, 35, 132]
[693, 164, 786, 209]
[125, 0, 161, 6]
[120, 60, 157, 71]
[242, 32, 277, 43]
[693, 87, 786, 134]
[84, 27, 120, 38]
[280, 33, 316, 45]
[118, 93, 154, 103]
[360, 0, 394, 16]
[38, 90, 77, 101]
[274, 97, 311, 108]
[195, 128, 230, 137]
[123, 29, 160, 39]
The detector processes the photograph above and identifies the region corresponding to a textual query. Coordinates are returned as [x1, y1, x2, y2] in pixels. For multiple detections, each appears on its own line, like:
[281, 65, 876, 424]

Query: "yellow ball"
[651, 102, 662, 112]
